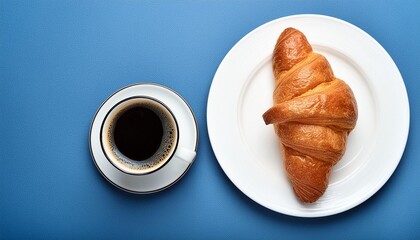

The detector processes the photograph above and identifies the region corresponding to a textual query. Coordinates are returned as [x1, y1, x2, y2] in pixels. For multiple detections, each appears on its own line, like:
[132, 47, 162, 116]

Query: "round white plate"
[207, 14, 409, 217]
[90, 83, 198, 193]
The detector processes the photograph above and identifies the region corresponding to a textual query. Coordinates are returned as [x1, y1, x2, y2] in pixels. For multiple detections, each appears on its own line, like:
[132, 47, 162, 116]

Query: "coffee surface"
[113, 106, 163, 161]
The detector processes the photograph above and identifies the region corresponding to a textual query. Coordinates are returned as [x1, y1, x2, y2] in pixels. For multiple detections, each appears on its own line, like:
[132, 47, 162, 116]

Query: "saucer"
[90, 83, 198, 193]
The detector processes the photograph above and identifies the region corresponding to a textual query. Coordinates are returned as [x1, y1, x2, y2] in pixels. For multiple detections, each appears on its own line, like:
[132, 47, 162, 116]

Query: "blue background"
[1, 1, 419, 239]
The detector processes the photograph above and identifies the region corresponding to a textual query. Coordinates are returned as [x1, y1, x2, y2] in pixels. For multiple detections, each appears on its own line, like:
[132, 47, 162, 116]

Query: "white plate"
[207, 14, 409, 217]
[90, 83, 198, 193]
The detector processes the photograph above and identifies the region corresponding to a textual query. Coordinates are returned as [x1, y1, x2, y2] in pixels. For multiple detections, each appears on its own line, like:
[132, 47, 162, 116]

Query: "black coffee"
[103, 99, 177, 173]
[113, 106, 163, 161]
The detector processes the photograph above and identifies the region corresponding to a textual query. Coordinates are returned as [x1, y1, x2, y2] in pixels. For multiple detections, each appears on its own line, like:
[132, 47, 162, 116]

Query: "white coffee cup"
[101, 97, 196, 175]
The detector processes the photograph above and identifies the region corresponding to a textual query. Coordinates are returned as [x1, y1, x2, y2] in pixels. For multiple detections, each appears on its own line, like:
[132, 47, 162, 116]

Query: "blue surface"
[1, 1, 419, 239]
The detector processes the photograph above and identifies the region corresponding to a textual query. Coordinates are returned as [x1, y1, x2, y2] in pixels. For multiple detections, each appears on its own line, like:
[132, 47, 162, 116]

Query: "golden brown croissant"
[262, 28, 358, 203]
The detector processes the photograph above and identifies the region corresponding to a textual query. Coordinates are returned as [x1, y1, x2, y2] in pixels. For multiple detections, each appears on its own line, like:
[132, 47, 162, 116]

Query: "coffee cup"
[101, 96, 196, 175]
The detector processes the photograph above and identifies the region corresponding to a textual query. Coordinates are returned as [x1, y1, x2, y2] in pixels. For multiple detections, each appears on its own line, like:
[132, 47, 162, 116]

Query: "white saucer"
[90, 83, 198, 193]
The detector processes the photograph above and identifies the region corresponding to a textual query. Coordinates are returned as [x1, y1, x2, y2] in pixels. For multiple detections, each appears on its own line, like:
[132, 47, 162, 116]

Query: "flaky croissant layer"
[263, 28, 358, 203]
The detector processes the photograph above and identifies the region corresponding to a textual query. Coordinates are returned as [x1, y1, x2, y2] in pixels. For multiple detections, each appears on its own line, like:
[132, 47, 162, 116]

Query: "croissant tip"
[298, 196, 320, 204]
[293, 185, 324, 204]
[262, 110, 272, 125]
[283, 27, 297, 32]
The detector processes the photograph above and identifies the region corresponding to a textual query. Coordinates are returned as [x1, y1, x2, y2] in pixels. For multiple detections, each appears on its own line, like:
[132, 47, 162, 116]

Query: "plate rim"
[207, 14, 410, 217]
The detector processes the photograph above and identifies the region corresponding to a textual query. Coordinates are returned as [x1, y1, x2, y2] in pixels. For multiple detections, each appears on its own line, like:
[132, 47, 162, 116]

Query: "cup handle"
[173, 146, 196, 164]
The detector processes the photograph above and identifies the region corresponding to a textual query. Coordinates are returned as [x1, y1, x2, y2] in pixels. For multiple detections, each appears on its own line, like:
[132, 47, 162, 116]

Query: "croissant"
[262, 28, 358, 203]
